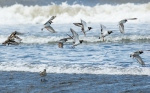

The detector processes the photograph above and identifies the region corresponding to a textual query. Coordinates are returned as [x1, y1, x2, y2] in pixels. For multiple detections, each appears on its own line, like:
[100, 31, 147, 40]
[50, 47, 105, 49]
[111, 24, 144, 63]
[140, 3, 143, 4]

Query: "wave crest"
[0, 2, 150, 24]
[0, 35, 150, 44]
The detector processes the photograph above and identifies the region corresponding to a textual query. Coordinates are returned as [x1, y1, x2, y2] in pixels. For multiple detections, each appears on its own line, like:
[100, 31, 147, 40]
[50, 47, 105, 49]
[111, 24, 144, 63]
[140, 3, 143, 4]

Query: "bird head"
[139, 50, 143, 54]
[108, 31, 113, 34]
[88, 27, 92, 30]
[12, 31, 18, 35]
[80, 40, 83, 43]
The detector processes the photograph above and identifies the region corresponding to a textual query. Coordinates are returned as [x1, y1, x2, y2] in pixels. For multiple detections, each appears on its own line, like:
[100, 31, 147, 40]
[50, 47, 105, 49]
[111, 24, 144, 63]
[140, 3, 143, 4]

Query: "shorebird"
[41, 16, 57, 33]
[2, 39, 19, 45]
[58, 38, 68, 48]
[2, 31, 22, 45]
[44, 16, 56, 25]
[130, 50, 145, 66]
[99, 24, 113, 41]
[118, 18, 137, 34]
[41, 25, 56, 33]
[70, 28, 83, 48]
[57, 33, 74, 48]
[73, 19, 92, 36]
[8, 31, 22, 41]
[40, 69, 47, 82]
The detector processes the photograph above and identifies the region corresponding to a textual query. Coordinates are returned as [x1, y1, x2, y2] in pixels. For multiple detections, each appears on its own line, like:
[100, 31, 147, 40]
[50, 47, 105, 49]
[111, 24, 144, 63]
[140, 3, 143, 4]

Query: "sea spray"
[0, 2, 150, 24]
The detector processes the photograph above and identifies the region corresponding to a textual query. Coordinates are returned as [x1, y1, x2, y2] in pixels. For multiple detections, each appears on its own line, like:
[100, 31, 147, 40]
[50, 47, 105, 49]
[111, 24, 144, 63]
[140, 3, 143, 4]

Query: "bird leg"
[103, 37, 104, 41]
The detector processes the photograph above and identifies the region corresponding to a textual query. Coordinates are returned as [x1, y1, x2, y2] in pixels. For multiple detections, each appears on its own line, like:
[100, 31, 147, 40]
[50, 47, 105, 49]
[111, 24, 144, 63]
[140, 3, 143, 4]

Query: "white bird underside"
[45, 25, 56, 33]
[100, 24, 112, 39]
[119, 23, 124, 34]
[42, 16, 56, 33]
[130, 50, 145, 65]
[81, 19, 88, 31]
[134, 55, 145, 65]
[119, 18, 137, 34]
[101, 31, 109, 37]
[100, 24, 107, 36]
[70, 28, 80, 46]
[81, 19, 89, 36]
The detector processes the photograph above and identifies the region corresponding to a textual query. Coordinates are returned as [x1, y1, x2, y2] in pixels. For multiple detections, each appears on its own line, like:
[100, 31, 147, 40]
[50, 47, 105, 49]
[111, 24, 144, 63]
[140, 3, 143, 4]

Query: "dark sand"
[0, 71, 149, 93]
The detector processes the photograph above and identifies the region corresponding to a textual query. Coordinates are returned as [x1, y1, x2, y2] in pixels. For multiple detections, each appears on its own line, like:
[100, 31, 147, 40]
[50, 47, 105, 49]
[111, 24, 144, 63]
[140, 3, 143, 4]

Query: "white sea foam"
[0, 2, 150, 24]
[0, 62, 149, 75]
[0, 35, 150, 44]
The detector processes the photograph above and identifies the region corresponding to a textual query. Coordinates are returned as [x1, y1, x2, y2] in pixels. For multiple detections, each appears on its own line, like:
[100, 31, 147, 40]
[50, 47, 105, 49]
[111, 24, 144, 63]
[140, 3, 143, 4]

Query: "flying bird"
[58, 36, 72, 48]
[44, 16, 56, 25]
[99, 24, 113, 41]
[73, 19, 92, 36]
[57, 33, 75, 48]
[2, 31, 22, 45]
[70, 28, 83, 48]
[130, 50, 145, 66]
[41, 25, 56, 33]
[41, 16, 57, 33]
[118, 18, 137, 34]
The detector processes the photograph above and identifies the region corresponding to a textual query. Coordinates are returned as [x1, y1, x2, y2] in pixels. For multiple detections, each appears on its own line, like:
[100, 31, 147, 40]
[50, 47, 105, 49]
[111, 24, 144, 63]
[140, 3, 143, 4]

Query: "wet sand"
[0, 71, 149, 93]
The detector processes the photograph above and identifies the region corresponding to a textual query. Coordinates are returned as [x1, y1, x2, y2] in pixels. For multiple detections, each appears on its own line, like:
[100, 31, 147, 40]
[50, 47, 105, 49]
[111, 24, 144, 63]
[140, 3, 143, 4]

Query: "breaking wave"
[0, 62, 150, 75]
[0, 35, 150, 44]
[0, 2, 150, 24]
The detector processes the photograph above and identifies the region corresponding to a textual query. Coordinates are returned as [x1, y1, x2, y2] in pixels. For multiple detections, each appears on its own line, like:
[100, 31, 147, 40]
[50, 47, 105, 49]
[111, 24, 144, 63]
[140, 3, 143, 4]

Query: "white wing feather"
[81, 19, 88, 31]
[70, 28, 80, 45]
[45, 25, 56, 33]
[134, 55, 145, 65]
[119, 23, 124, 34]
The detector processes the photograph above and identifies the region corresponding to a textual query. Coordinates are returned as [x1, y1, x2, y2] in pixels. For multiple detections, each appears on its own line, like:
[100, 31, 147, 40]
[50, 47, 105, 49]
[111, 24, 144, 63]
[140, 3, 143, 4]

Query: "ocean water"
[0, 23, 150, 75]
[0, 1, 150, 93]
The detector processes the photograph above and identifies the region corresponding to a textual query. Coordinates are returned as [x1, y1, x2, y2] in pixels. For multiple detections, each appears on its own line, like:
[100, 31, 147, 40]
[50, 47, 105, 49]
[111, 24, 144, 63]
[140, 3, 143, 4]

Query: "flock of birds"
[1, 16, 149, 81]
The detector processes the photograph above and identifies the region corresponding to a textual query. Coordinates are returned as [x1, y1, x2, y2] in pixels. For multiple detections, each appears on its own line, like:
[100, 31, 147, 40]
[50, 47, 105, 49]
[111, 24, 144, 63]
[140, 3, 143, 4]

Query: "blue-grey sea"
[0, 0, 150, 93]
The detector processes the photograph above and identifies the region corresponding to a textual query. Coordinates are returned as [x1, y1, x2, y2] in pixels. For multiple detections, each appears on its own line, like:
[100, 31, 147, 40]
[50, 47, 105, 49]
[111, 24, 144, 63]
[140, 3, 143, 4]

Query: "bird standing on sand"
[130, 50, 145, 66]
[41, 16, 57, 33]
[40, 69, 47, 82]
[118, 18, 137, 34]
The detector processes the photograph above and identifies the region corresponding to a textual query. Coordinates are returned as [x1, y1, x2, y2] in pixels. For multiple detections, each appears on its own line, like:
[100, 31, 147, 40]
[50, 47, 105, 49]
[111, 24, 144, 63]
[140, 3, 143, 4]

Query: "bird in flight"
[99, 24, 113, 41]
[130, 50, 145, 66]
[70, 28, 83, 48]
[118, 18, 137, 34]
[41, 16, 57, 33]
[73, 19, 92, 36]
